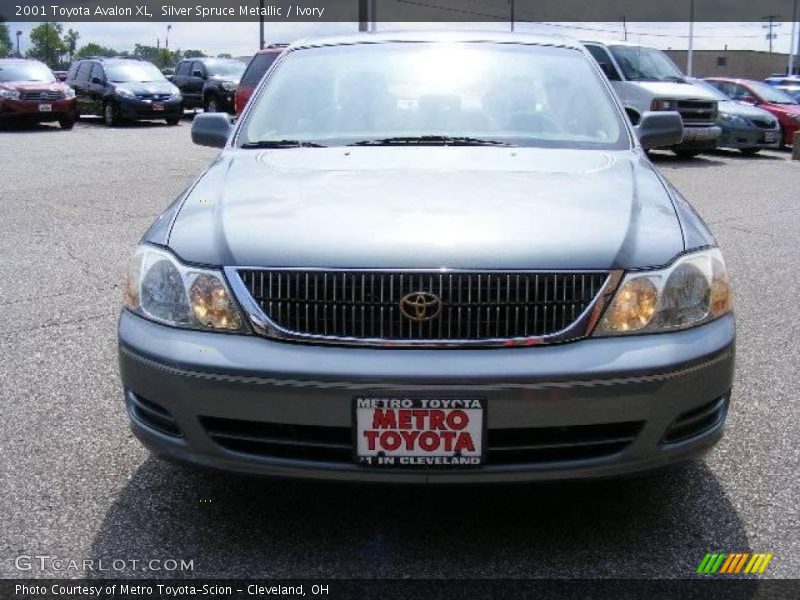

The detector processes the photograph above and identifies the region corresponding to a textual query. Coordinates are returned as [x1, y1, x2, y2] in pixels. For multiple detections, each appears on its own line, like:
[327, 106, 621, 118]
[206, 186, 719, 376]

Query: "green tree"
[63, 28, 80, 62]
[74, 42, 118, 59]
[133, 43, 179, 68]
[0, 21, 12, 57]
[26, 22, 65, 67]
[183, 49, 205, 58]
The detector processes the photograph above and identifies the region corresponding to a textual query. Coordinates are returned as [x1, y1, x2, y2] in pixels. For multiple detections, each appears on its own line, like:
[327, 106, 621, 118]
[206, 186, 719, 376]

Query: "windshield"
[240, 42, 628, 150]
[205, 60, 246, 77]
[0, 62, 56, 83]
[692, 79, 729, 101]
[749, 81, 798, 104]
[105, 62, 166, 83]
[609, 45, 684, 82]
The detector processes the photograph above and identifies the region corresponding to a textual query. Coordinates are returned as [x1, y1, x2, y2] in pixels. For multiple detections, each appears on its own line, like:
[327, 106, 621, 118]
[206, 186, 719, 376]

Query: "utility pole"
[687, 0, 695, 76]
[15, 30, 21, 57]
[789, 0, 797, 74]
[259, 0, 265, 49]
[510, 0, 515, 32]
[762, 15, 780, 53]
[621, 16, 628, 41]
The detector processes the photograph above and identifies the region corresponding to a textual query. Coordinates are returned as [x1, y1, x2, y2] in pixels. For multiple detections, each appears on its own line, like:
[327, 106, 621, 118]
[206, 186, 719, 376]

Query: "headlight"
[115, 87, 136, 98]
[123, 245, 245, 332]
[0, 88, 21, 100]
[594, 248, 732, 336]
[63, 86, 76, 99]
[651, 99, 678, 111]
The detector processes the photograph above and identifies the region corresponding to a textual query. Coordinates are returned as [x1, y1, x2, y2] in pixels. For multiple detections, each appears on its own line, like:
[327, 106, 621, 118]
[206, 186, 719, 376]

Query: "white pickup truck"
[583, 41, 722, 157]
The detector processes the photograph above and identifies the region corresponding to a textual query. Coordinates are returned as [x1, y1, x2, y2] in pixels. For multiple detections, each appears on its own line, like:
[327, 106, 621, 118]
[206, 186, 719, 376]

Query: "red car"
[234, 45, 286, 115]
[705, 77, 800, 147]
[0, 58, 78, 129]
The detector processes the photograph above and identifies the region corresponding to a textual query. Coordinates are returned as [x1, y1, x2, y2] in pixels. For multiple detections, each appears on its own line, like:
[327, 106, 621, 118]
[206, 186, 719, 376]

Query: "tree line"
[0, 21, 225, 69]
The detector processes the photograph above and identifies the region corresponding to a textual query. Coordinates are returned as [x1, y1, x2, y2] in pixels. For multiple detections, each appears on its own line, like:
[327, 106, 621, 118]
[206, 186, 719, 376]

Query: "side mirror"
[635, 111, 684, 149]
[191, 112, 232, 148]
[90, 76, 104, 85]
[192, 70, 205, 79]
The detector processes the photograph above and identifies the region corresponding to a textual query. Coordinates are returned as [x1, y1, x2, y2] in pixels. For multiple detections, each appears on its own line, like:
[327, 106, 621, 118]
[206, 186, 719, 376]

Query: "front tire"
[673, 149, 700, 159]
[103, 101, 120, 127]
[58, 115, 76, 130]
[165, 116, 180, 126]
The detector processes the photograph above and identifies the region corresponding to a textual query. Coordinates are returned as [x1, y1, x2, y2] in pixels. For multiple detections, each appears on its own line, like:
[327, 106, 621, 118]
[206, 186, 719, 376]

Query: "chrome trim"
[224, 267, 624, 348]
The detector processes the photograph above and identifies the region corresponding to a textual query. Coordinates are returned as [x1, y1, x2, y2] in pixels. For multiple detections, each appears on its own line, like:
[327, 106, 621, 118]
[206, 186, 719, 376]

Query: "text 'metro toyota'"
[118, 32, 735, 483]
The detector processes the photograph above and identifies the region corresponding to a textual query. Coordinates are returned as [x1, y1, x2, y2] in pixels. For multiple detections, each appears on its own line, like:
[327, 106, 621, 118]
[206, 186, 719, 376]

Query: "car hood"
[167, 147, 685, 270]
[632, 81, 720, 102]
[210, 75, 240, 85]
[719, 100, 776, 120]
[112, 81, 176, 95]
[1, 80, 63, 91]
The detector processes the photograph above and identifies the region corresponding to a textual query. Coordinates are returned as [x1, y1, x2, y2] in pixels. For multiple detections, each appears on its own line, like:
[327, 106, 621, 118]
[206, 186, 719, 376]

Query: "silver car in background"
[118, 32, 734, 483]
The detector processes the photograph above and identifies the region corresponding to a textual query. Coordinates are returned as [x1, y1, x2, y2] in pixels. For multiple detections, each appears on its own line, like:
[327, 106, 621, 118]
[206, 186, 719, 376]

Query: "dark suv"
[66, 57, 182, 126]
[235, 45, 286, 115]
[172, 57, 245, 114]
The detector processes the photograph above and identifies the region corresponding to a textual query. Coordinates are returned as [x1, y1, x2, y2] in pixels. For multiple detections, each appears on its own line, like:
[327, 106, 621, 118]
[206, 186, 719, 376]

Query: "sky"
[9, 21, 800, 58]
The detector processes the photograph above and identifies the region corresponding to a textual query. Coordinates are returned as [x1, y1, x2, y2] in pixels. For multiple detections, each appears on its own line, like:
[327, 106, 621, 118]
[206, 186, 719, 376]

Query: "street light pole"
[687, 0, 695, 76]
[790, 0, 798, 74]
[259, 0, 265, 49]
[15, 30, 22, 57]
[165, 24, 172, 50]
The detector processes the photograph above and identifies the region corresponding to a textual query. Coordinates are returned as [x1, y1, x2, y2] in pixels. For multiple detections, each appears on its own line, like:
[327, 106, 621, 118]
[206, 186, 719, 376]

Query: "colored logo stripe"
[697, 552, 773, 575]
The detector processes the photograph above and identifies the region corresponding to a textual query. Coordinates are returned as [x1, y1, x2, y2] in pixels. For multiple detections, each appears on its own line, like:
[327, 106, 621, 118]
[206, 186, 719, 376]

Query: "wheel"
[58, 115, 76, 130]
[165, 116, 180, 126]
[739, 147, 761, 156]
[203, 95, 220, 113]
[103, 101, 120, 127]
[673, 149, 700, 159]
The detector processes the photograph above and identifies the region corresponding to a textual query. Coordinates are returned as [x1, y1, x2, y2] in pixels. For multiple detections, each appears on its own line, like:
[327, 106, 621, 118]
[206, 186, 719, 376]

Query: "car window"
[584, 45, 621, 80]
[90, 63, 105, 82]
[75, 62, 93, 83]
[105, 62, 166, 83]
[203, 59, 246, 77]
[747, 80, 798, 104]
[240, 42, 629, 150]
[191, 62, 206, 77]
[240, 52, 280, 87]
[608, 45, 684, 82]
[176, 61, 191, 77]
[0, 61, 56, 83]
[67, 62, 79, 80]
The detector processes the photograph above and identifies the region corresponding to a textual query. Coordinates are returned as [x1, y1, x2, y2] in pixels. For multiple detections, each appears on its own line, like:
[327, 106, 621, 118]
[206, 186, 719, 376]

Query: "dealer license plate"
[355, 397, 484, 468]
[763, 131, 778, 143]
[38, 104, 52, 112]
[153, 103, 165, 111]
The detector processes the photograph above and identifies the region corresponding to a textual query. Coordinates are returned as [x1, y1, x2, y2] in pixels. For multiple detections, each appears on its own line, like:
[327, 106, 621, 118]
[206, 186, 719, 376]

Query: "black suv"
[66, 57, 182, 126]
[172, 57, 246, 114]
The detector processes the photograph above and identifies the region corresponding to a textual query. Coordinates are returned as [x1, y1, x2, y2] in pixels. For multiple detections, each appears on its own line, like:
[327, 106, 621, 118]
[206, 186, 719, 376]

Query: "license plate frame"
[153, 103, 165, 111]
[38, 103, 52, 112]
[354, 396, 486, 469]
[763, 131, 778, 143]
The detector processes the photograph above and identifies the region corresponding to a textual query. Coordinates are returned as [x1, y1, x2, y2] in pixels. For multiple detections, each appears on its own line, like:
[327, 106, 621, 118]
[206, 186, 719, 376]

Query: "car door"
[88, 63, 107, 115]
[73, 62, 93, 115]
[173, 61, 191, 104]
[187, 61, 207, 105]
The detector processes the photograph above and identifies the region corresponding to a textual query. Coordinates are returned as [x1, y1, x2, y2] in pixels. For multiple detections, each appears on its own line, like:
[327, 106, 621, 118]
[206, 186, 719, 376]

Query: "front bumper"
[0, 98, 77, 119]
[672, 125, 722, 150]
[718, 125, 781, 149]
[118, 311, 735, 483]
[117, 96, 182, 120]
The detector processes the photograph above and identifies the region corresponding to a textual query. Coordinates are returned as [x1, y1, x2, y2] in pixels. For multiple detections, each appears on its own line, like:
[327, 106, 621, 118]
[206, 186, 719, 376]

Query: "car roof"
[580, 39, 659, 50]
[0, 58, 45, 64]
[287, 30, 581, 51]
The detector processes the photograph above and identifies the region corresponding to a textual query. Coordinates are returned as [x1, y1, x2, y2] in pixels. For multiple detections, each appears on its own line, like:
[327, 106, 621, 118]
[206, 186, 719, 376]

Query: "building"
[664, 50, 795, 81]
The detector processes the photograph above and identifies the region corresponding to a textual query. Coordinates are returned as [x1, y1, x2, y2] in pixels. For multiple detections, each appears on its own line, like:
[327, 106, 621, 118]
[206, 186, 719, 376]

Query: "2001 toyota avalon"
[118, 32, 735, 483]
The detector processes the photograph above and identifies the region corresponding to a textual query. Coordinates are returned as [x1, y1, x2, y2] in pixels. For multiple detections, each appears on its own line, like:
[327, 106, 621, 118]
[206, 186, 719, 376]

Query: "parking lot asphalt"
[1, 118, 798, 581]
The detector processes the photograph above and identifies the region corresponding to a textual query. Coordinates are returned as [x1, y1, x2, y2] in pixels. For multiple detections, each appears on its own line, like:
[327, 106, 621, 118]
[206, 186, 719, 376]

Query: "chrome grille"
[20, 90, 64, 101]
[677, 100, 717, 125]
[135, 93, 172, 101]
[234, 269, 609, 345]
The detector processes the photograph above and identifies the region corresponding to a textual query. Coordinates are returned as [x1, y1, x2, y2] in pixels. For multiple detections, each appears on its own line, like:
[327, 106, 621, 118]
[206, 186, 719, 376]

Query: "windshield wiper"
[349, 135, 513, 147]
[241, 140, 327, 149]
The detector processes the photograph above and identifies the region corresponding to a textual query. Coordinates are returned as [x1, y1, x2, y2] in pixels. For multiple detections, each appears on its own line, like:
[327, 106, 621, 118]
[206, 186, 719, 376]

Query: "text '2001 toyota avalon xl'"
[118, 32, 735, 483]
